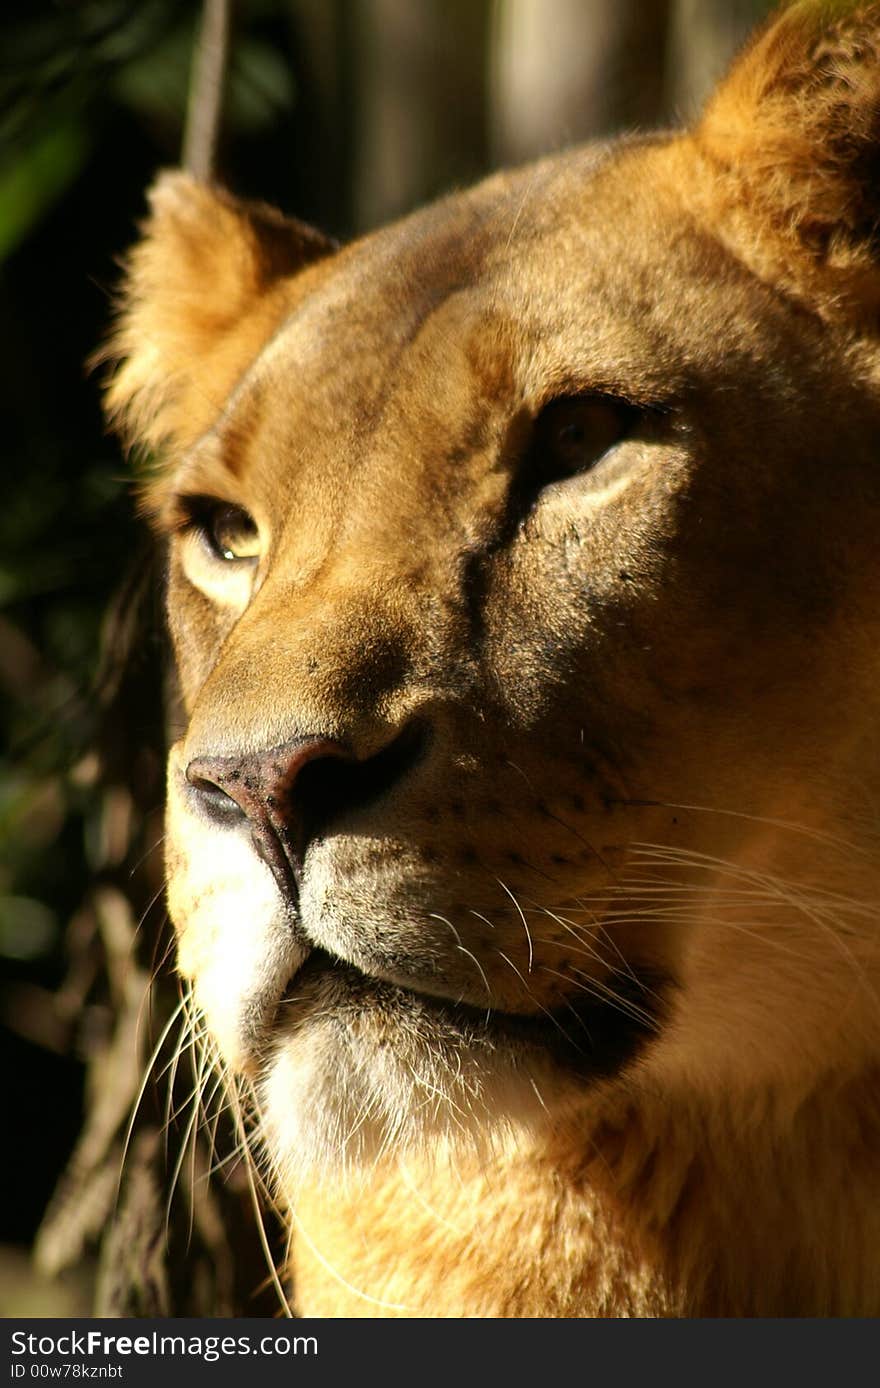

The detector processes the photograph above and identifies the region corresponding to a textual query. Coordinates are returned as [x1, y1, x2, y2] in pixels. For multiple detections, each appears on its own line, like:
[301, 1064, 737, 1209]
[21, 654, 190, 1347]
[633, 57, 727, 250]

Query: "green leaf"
[0, 123, 89, 262]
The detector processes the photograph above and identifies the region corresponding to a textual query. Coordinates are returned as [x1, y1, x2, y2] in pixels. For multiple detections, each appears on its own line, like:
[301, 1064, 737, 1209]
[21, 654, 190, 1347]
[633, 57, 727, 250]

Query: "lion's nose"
[184, 723, 426, 895]
[186, 738, 348, 825]
[185, 738, 350, 893]
[184, 732, 349, 893]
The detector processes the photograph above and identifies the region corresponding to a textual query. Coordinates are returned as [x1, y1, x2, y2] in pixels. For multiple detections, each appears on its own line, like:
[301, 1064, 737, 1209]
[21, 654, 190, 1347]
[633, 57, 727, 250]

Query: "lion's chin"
[255, 950, 669, 1190]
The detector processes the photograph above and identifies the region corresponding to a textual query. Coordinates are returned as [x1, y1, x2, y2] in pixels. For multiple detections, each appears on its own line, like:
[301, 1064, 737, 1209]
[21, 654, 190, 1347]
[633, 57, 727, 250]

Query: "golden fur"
[106, 1, 880, 1315]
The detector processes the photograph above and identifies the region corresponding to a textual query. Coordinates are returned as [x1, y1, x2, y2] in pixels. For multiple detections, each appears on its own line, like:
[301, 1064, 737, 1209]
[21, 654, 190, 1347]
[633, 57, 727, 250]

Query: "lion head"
[106, 1, 880, 1315]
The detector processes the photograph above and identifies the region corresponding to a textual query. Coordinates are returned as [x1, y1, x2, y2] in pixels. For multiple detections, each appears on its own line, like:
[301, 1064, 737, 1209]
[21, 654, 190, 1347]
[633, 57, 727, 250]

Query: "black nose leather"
[184, 721, 427, 897]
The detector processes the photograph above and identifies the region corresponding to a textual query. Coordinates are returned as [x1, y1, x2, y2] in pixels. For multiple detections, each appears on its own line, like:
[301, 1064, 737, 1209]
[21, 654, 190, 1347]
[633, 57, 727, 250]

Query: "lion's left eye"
[531, 396, 637, 487]
[203, 504, 260, 562]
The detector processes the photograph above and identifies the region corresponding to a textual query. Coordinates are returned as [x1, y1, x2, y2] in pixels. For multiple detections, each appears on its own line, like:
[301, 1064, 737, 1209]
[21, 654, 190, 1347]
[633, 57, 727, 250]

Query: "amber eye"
[526, 395, 638, 491]
[203, 503, 260, 562]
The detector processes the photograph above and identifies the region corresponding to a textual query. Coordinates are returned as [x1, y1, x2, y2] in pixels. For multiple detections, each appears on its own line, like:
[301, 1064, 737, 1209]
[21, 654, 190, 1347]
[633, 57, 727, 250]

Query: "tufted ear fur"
[102, 171, 335, 453]
[693, 0, 880, 324]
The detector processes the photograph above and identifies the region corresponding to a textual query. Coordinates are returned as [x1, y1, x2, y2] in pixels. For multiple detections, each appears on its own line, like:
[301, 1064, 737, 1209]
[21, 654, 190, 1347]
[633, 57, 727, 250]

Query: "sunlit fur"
[112, 2, 880, 1315]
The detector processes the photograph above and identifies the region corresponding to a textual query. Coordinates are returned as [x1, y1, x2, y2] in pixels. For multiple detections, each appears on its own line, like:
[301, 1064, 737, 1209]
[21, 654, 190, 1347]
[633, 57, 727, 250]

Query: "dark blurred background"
[0, 0, 772, 1315]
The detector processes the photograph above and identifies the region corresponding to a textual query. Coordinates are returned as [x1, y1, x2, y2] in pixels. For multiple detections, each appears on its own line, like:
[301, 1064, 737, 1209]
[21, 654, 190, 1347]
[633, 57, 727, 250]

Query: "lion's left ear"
[102, 171, 335, 453]
[693, 0, 880, 324]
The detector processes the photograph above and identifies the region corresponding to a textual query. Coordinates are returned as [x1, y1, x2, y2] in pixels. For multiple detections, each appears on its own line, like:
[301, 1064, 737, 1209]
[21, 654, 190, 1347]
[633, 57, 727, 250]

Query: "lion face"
[108, 4, 880, 1199]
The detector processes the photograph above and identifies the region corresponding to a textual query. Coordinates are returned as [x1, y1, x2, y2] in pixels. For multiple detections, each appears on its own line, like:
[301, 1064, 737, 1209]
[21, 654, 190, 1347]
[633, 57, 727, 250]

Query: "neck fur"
[287, 1070, 880, 1317]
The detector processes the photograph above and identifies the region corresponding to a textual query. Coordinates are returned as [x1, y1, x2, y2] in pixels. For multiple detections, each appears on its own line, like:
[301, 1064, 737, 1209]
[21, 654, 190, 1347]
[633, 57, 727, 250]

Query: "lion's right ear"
[102, 171, 335, 453]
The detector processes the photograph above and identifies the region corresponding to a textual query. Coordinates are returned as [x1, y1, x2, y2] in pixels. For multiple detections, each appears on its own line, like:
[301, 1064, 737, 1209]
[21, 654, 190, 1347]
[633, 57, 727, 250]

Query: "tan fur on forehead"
[692, 0, 880, 323]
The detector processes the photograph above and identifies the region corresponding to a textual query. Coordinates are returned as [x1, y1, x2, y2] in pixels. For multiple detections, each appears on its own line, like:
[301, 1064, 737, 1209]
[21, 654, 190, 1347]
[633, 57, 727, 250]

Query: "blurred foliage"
[0, 1, 300, 262]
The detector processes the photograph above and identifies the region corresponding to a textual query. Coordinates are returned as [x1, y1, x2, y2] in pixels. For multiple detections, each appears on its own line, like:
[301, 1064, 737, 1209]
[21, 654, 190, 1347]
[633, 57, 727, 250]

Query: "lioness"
[105, 0, 880, 1316]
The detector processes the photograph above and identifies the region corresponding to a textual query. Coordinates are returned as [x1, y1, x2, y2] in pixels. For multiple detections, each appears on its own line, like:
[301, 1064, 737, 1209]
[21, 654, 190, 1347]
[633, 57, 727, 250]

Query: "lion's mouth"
[272, 940, 671, 1083]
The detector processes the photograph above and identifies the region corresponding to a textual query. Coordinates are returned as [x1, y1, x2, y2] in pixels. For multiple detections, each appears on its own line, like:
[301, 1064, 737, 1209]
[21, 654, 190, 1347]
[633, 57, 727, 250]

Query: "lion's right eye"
[176, 499, 262, 608]
[202, 503, 261, 562]
[174, 498, 262, 609]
